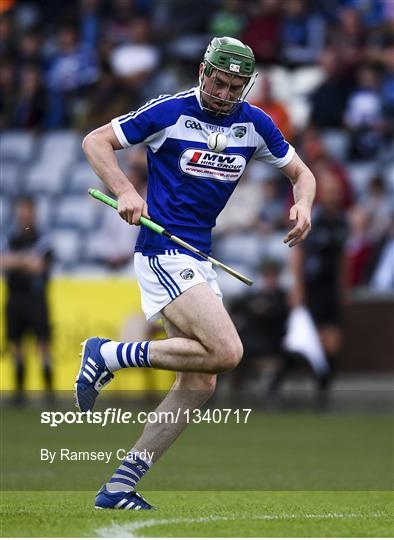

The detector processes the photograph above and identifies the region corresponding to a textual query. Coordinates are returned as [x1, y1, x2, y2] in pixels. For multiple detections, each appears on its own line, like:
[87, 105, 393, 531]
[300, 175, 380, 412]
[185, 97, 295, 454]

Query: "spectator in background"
[44, 25, 99, 128]
[345, 0, 387, 28]
[0, 58, 15, 128]
[345, 204, 374, 287]
[102, 0, 137, 45]
[12, 63, 46, 128]
[300, 128, 354, 208]
[380, 42, 394, 136]
[229, 258, 289, 390]
[242, 0, 282, 64]
[327, 7, 365, 77]
[109, 17, 159, 105]
[289, 172, 348, 382]
[281, 0, 326, 67]
[152, 0, 211, 63]
[80, 0, 101, 50]
[214, 170, 263, 237]
[81, 65, 130, 130]
[370, 220, 394, 291]
[363, 176, 393, 242]
[17, 30, 42, 66]
[209, 0, 247, 38]
[0, 12, 16, 57]
[251, 75, 294, 141]
[255, 177, 287, 235]
[343, 63, 384, 160]
[0, 198, 54, 404]
[309, 47, 353, 129]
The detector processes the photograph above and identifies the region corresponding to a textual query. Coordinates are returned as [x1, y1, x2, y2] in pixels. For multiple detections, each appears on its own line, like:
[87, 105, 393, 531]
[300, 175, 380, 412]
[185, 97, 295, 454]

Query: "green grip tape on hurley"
[88, 188, 165, 235]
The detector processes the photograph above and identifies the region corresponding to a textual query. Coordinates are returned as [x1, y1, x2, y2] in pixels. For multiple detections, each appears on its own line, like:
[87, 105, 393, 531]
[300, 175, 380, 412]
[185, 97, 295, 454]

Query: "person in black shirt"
[229, 258, 290, 389]
[1, 197, 53, 402]
[290, 172, 348, 386]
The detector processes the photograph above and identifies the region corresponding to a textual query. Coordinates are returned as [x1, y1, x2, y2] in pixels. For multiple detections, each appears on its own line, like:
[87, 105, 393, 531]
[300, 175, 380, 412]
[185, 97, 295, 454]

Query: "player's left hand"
[284, 203, 312, 247]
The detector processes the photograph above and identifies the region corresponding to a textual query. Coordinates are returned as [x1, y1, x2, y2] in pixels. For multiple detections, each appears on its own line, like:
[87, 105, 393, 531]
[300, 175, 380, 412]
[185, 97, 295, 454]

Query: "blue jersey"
[111, 87, 294, 258]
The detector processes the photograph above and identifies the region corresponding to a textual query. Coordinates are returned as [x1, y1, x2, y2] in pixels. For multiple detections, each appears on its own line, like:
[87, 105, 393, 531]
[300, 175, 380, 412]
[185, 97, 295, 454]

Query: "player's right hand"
[117, 190, 150, 226]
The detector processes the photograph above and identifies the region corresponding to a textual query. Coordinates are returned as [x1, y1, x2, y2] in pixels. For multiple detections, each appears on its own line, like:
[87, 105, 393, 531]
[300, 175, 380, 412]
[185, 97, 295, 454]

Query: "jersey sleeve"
[251, 106, 295, 168]
[111, 95, 178, 150]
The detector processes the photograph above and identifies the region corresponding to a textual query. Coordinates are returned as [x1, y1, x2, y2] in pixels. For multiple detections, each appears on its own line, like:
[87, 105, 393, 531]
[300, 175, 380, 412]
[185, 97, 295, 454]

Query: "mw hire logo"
[179, 148, 246, 182]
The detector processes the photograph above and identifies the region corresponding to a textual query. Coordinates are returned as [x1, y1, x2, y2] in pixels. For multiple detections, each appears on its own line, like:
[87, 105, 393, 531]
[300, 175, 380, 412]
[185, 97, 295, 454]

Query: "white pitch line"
[95, 512, 388, 538]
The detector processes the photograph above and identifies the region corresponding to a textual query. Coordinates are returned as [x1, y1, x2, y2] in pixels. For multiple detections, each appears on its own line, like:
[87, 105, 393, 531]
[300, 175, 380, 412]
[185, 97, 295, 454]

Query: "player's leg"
[128, 316, 217, 461]
[34, 297, 53, 393]
[95, 316, 217, 510]
[102, 283, 242, 373]
[6, 296, 26, 402]
[75, 283, 243, 411]
[37, 340, 53, 391]
[9, 342, 24, 395]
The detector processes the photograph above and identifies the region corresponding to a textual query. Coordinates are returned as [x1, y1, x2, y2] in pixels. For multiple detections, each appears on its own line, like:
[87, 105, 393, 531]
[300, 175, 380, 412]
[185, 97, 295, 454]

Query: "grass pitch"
[1, 405, 393, 537]
[1, 490, 393, 537]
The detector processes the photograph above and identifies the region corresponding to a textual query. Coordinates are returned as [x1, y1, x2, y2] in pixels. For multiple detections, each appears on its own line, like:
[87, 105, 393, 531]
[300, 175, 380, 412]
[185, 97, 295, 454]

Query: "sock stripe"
[134, 343, 142, 367]
[130, 454, 151, 469]
[122, 460, 147, 477]
[121, 344, 129, 367]
[116, 343, 127, 368]
[141, 341, 151, 367]
[125, 343, 136, 367]
[112, 472, 136, 484]
[124, 343, 132, 367]
[106, 453, 152, 493]
[115, 468, 140, 482]
[108, 477, 136, 488]
[100, 341, 151, 372]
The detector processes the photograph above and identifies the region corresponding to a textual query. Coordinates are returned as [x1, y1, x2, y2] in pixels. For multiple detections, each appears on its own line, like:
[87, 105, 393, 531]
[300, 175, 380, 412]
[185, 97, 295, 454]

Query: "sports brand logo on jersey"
[233, 125, 247, 138]
[179, 149, 246, 182]
[185, 119, 202, 130]
[180, 268, 194, 280]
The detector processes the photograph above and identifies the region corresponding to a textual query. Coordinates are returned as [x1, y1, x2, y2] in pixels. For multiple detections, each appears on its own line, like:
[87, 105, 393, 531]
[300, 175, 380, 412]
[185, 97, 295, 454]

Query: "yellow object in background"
[0, 278, 174, 391]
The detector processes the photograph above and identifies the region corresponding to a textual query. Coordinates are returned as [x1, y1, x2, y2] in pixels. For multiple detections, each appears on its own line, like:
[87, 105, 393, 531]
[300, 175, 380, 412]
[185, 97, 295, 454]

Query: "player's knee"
[212, 337, 243, 373]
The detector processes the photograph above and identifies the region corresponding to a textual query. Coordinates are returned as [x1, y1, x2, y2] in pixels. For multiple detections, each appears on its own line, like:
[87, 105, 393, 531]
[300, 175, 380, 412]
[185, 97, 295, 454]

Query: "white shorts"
[134, 251, 223, 321]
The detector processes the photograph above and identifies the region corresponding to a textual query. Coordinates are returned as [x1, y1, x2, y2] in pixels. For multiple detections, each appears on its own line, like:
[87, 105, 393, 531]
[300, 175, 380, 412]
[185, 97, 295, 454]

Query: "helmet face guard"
[199, 36, 257, 116]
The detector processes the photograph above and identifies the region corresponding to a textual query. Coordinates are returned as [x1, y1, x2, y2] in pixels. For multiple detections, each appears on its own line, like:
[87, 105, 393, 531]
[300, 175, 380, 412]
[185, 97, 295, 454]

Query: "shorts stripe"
[148, 256, 177, 300]
[153, 256, 182, 295]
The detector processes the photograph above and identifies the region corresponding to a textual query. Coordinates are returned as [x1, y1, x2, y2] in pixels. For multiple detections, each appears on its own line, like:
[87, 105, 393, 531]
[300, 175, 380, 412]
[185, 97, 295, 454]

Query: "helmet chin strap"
[199, 67, 258, 116]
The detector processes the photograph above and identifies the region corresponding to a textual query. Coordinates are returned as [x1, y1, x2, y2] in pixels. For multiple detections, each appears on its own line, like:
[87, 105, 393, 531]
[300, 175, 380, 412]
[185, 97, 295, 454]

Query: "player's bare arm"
[280, 152, 316, 248]
[82, 123, 149, 225]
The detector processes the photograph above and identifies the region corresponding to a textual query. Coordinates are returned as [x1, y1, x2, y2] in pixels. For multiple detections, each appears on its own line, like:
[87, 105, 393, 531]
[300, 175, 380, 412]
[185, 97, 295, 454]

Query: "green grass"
[1, 406, 393, 536]
[1, 490, 393, 537]
[2, 407, 393, 491]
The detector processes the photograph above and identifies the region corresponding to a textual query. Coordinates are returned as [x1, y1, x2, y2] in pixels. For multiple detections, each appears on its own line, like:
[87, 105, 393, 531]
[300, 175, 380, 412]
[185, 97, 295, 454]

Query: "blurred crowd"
[0, 0, 393, 132]
[1, 0, 393, 399]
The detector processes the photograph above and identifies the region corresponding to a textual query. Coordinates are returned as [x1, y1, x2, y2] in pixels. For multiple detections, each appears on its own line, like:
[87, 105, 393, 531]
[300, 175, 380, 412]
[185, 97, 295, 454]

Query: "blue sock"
[100, 341, 152, 372]
[106, 449, 152, 492]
